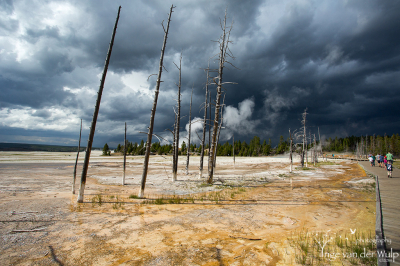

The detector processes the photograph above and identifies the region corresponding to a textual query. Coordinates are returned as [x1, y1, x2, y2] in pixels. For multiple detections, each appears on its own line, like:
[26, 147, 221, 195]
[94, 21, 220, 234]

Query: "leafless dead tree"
[172, 51, 182, 181]
[199, 63, 210, 178]
[233, 133, 235, 166]
[72, 119, 82, 194]
[208, 90, 212, 168]
[289, 128, 293, 173]
[77, 6, 121, 203]
[207, 9, 235, 184]
[139, 5, 175, 198]
[318, 127, 322, 158]
[123, 122, 126, 185]
[313, 133, 317, 165]
[186, 87, 193, 174]
[213, 94, 225, 171]
[293, 108, 308, 168]
[302, 108, 308, 168]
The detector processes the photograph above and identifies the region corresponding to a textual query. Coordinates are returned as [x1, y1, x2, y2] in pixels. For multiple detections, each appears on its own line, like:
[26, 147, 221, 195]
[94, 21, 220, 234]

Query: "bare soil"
[0, 151, 375, 265]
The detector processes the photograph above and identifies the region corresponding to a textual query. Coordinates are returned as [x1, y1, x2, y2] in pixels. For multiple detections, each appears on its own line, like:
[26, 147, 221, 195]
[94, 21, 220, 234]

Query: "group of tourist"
[368, 152, 394, 178]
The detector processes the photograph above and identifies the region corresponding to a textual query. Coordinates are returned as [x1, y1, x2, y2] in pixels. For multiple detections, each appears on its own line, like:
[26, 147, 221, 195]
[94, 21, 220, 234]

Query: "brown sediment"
[0, 152, 375, 265]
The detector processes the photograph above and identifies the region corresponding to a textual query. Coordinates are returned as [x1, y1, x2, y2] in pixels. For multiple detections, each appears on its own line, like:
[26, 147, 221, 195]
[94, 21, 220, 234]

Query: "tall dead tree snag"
[313, 134, 317, 165]
[77, 6, 121, 203]
[207, 10, 234, 184]
[186, 87, 193, 175]
[301, 108, 308, 168]
[172, 52, 182, 181]
[72, 119, 82, 194]
[233, 134, 235, 166]
[199, 64, 210, 178]
[122, 122, 126, 185]
[214, 94, 225, 170]
[289, 128, 293, 173]
[139, 5, 175, 198]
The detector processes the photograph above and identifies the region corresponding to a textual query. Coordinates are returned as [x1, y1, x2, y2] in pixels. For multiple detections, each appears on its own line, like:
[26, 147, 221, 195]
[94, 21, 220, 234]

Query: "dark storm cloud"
[0, 0, 14, 13]
[217, 0, 400, 143]
[1, 0, 400, 147]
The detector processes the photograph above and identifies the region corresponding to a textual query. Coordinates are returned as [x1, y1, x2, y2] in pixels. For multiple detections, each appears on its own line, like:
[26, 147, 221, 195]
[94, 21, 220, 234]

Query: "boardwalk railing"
[375, 174, 389, 266]
[358, 162, 388, 266]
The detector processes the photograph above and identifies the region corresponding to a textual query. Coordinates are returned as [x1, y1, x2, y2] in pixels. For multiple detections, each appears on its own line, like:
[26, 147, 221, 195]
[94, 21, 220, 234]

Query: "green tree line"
[104, 134, 400, 157]
[106, 135, 287, 157]
[322, 134, 400, 155]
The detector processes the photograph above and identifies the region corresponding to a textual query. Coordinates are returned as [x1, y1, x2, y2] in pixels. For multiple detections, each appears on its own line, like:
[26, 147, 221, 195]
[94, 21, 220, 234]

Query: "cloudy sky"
[1, 0, 399, 148]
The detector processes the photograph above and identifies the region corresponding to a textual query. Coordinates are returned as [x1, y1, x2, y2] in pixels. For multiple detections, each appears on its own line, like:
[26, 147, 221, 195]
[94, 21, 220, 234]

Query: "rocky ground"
[0, 151, 376, 265]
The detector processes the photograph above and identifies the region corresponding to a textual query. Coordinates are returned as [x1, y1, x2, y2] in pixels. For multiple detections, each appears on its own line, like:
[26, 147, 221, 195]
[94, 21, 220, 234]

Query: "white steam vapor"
[223, 98, 259, 136]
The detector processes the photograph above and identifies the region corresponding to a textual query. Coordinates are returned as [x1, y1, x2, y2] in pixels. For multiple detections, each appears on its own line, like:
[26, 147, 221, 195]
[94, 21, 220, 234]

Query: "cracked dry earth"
[0, 152, 375, 265]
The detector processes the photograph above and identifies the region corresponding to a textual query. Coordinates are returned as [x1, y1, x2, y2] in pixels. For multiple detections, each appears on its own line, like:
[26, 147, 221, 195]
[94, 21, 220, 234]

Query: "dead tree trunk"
[233, 134, 235, 166]
[123, 122, 126, 185]
[310, 133, 313, 164]
[313, 134, 317, 165]
[172, 52, 182, 181]
[213, 94, 225, 171]
[139, 5, 174, 198]
[289, 129, 293, 173]
[208, 90, 211, 170]
[186, 88, 193, 175]
[172, 112, 177, 176]
[77, 6, 121, 203]
[72, 119, 82, 194]
[318, 127, 322, 158]
[300, 108, 307, 168]
[207, 10, 233, 184]
[199, 65, 210, 178]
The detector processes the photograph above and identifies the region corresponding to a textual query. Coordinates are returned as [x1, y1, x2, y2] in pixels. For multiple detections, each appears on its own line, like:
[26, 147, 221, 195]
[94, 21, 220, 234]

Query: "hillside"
[0, 143, 87, 152]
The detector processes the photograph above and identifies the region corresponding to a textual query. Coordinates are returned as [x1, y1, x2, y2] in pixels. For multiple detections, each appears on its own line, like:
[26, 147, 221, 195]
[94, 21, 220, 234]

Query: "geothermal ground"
[0, 151, 376, 265]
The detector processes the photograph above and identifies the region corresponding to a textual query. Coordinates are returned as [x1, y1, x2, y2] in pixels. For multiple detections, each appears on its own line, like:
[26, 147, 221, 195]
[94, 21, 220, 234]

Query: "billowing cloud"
[223, 98, 259, 136]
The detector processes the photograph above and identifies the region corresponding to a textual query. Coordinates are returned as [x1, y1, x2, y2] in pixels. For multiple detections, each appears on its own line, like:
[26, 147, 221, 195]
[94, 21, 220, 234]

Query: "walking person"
[386, 151, 393, 164]
[380, 154, 385, 168]
[387, 161, 393, 178]
[369, 155, 374, 167]
[377, 153, 381, 167]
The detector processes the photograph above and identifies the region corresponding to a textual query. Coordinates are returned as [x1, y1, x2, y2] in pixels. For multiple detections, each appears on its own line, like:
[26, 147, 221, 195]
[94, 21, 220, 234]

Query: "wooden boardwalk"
[359, 161, 400, 265]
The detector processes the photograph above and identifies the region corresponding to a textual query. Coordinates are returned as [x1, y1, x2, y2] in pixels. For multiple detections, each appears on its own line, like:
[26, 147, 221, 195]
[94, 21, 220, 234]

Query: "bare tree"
[372, 134, 376, 154]
[186, 87, 193, 174]
[302, 108, 308, 168]
[207, 10, 234, 184]
[77, 6, 121, 203]
[385, 133, 388, 154]
[199, 64, 210, 178]
[213, 94, 225, 171]
[139, 5, 175, 198]
[318, 127, 322, 158]
[72, 119, 82, 194]
[172, 52, 182, 181]
[289, 128, 293, 173]
[313, 134, 318, 166]
[308, 132, 313, 164]
[122, 122, 126, 185]
[293, 108, 308, 168]
[171, 113, 177, 175]
[208, 90, 211, 166]
[233, 133, 235, 166]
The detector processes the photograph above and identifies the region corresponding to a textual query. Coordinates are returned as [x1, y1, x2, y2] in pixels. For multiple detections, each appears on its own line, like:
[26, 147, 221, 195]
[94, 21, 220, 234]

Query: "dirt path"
[0, 152, 376, 265]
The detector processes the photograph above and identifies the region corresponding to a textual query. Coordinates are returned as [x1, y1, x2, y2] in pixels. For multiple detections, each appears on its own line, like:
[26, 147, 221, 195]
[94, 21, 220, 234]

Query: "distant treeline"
[322, 134, 400, 156]
[109, 135, 287, 156]
[0, 143, 87, 152]
[109, 134, 400, 157]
